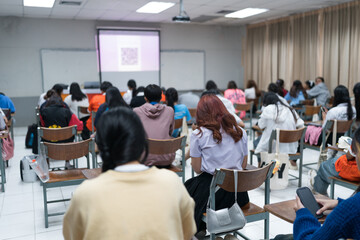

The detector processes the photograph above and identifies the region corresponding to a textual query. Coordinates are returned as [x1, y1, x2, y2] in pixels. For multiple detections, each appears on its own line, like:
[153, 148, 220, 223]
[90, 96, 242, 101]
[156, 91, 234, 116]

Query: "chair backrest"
[214, 161, 275, 192]
[189, 108, 197, 118]
[304, 105, 321, 116]
[148, 136, 186, 155]
[246, 97, 261, 110]
[77, 106, 88, 115]
[174, 118, 183, 129]
[327, 119, 354, 134]
[39, 126, 77, 142]
[234, 102, 253, 112]
[268, 127, 306, 152]
[43, 138, 93, 160]
[300, 99, 314, 106]
[1, 108, 11, 120]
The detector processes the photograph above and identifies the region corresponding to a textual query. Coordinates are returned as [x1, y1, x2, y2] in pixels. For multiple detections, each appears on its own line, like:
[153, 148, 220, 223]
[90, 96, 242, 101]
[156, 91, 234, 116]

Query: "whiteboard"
[41, 49, 99, 92]
[160, 51, 205, 90]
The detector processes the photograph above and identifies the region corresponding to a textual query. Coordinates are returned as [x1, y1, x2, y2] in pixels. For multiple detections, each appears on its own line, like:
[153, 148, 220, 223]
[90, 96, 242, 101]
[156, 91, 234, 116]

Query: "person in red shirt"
[86, 81, 112, 132]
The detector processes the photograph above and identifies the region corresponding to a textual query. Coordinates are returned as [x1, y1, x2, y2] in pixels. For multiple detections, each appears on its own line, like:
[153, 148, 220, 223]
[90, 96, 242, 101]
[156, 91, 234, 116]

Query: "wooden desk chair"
[188, 108, 197, 125]
[303, 119, 354, 169]
[0, 130, 8, 192]
[300, 105, 321, 122]
[235, 102, 253, 139]
[37, 126, 79, 168]
[300, 99, 314, 106]
[330, 176, 360, 199]
[148, 136, 187, 183]
[203, 161, 276, 240]
[41, 138, 95, 228]
[268, 127, 306, 187]
[174, 118, 183, 129]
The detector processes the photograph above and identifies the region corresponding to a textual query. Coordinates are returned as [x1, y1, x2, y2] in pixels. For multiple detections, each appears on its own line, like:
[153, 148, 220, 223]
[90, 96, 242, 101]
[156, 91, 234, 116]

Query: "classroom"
[0, 0, 360, 239]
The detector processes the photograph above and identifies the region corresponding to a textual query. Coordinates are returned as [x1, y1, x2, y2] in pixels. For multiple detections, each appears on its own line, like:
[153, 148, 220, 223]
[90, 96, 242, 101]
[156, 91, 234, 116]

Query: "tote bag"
[260, 128, 289, 190]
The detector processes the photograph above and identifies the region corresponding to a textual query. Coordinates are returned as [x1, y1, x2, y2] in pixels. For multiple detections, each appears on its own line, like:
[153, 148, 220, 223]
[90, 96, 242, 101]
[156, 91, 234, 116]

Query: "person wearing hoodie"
[134, 84, 175, 167]
[306, 77, 330, 106]
[254, 92, 304, 168]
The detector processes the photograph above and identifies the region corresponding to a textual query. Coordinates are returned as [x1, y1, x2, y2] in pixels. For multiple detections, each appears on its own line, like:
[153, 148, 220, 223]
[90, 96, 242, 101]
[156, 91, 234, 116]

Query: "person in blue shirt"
[165, 88, 191, 137]
[293, 126, 360, 240]
[0, 92, 15, 113]
[284, 80, 307, 106]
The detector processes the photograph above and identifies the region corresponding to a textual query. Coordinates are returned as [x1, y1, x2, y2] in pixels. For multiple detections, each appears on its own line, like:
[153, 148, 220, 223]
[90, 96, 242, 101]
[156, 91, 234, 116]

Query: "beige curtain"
[245, 1, 360, 94]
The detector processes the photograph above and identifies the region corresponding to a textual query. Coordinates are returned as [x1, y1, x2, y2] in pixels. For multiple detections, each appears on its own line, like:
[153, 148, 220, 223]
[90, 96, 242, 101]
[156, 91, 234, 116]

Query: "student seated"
[292, 127, 360, 240]
[185, 95, 249, 235]
[224, 80, 246, 119]
[284, 80, 307, 106]
[130, 86, 146, 108]
[134, 84, 175, 167]
[0, 92, 16, 115]
[165, 87, 191, 137]
[38, 84, 64, 107]
[306, 77, 330, 106]
[305, 85, 356, 146]
[276, 79, 288, 97]
[122, 79, 136, 105]
[254, 92, 304, 169]
[244, 79, 261, 100]
[309, 137, 360, 196]
[63, 107, 196, 240]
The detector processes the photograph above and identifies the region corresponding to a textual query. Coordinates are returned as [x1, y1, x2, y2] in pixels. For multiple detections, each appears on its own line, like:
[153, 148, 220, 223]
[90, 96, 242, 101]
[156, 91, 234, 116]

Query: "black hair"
[105, 87, 129, 109]
[201, 89, 219, 97]
[100, 81, 113, 92]
[144, 84, 162, 102]
[69, 82, 87, 101]
[45, 95, 63, 107]
[290, 80, 307, 98]
[206, 80, 218, 91]
[227, 81, 237, 89]
[263, 92, 297, 123]
[52, 84, 64, 96]
[0, 92, 4, 96]
[276, 79, 285, 88]
[127, 79, 137, 98]
[268, 83, 281, 95]
[305, 80, 315, 89]
[95, 107, 148, 172]
[333, 85, 353, 121]
[44, 89, 58, 101]
[165, 87, 178, 110]
[353, 83, 360, 121]
[316, 77, 325, 82]
[135, 86, 145, 96]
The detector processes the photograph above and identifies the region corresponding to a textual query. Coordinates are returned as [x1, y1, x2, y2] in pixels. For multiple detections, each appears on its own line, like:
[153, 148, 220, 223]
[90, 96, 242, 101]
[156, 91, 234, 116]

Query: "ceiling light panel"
[225, 8, 269, 18]
[136, 2, 175, 14]
[24, 0, 55, 8]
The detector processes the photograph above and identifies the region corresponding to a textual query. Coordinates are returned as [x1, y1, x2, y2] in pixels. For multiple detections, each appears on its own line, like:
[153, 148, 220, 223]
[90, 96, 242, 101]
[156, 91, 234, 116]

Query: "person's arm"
[191, 157, 202, 174]
[190, 130, 202, 174]
[242, 156, 248, 170]
[178, 182, 197, 239]
[306, 85, 320, 98]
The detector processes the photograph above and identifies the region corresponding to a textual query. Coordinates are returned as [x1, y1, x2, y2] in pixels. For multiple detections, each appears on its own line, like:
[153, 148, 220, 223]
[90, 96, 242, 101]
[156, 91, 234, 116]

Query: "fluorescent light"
[24, 0, 55, 8]
[225, 8, 269, 19]
[136, 2, 175, 14]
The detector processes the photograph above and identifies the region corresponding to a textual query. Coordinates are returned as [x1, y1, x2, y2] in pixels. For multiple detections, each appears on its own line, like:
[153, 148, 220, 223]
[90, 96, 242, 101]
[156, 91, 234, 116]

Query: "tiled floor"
[0, 127, 354, 240]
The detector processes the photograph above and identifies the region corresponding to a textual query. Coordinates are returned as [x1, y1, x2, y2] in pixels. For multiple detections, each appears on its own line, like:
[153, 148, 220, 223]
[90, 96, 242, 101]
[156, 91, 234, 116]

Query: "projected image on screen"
[98, 29, 160, 90]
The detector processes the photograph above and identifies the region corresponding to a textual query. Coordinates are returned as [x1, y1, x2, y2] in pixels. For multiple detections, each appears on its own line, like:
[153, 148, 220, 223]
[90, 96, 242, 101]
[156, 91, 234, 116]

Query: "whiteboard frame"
[40, 48, 98, 93]
[160, 49, 206, 90]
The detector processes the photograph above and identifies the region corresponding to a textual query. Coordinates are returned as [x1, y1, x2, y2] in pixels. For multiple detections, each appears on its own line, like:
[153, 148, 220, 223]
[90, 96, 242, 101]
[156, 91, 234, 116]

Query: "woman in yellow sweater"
[63, 107, 196, 240]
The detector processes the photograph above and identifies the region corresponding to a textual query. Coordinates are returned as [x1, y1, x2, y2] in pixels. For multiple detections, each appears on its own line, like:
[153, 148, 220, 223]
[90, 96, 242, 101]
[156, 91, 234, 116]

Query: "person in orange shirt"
[86, 81, 112, 132]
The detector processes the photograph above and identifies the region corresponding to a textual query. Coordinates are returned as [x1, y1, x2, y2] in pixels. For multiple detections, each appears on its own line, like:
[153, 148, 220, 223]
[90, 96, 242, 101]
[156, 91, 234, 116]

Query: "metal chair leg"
[330, 178, 335, 199]
[43, 184, 49, 228]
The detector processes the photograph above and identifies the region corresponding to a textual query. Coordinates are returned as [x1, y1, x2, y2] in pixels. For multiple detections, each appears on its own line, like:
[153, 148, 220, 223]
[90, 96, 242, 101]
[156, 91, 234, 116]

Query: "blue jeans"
[313, 157, 340, 195]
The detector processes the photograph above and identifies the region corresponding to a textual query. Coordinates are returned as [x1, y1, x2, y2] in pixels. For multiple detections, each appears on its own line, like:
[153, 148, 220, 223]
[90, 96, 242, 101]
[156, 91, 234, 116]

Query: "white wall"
[0, 17, 245, 98]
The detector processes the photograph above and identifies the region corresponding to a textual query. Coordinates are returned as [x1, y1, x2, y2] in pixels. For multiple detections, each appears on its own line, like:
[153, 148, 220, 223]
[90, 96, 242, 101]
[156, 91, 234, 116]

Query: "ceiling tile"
[0, 5, 23, 15]
[0, 0, 22, 5]
[76, 9, 105, 19]
[24, 7, 52, 16]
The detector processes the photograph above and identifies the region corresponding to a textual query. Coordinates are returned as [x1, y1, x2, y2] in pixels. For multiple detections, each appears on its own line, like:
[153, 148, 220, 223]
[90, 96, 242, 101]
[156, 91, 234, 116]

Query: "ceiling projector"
[172, 15, 190, 22]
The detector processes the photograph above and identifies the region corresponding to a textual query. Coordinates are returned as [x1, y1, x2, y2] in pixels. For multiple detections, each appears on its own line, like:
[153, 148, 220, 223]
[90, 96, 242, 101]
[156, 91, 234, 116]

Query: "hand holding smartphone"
[296, 187, 324, 219]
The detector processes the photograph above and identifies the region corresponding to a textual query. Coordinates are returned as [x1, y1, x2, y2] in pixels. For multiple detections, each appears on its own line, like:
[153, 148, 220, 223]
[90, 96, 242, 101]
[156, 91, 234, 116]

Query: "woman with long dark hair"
[353, 83, 360, 122]
[64, 82, 89, 120]
[245, 79, 261, 99]
[293, 127, 360, 240]
[254, 92, 304, 168]
[185, 95, 249, 235]
[165, 87, 191, 137]
[284, 80, 307, 106]
[94, 87, 129, 128]
[123, 79, 137, 105]
[63, 107, 196, 239]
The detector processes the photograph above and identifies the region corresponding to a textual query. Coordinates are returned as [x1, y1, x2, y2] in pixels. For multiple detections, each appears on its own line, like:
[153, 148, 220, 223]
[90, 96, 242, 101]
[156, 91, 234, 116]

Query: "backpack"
[25, 124, 37, 149]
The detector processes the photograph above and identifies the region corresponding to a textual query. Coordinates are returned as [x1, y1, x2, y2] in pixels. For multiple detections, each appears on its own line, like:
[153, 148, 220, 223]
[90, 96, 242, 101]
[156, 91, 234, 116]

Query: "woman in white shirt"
[254, 92, 304, 168]
[122, 79, 137, 105]
[244, 79, 261, 100]
[64, 83, 89, 120]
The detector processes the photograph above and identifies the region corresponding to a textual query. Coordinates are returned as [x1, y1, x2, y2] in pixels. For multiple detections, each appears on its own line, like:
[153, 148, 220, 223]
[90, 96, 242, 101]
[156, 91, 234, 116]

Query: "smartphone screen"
[296, 187, 324, 219]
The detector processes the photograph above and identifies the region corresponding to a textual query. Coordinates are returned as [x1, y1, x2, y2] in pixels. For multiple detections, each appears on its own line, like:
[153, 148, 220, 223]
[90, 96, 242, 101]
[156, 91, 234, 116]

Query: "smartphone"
[296, 187, 324, 219]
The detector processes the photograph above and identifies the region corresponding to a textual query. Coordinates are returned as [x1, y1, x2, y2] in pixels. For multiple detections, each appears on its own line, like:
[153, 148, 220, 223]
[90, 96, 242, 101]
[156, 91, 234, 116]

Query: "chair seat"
[330, 176, 360, 186]
[47, 169, 86, 183]
[288, 153, 300, 157]
[202, 202, 265, 218]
